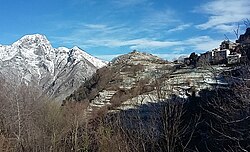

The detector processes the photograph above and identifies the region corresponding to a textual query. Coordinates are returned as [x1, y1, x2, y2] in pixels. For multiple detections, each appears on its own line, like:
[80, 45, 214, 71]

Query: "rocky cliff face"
[0, 34, 106, 101]
[236, 28, 250, 60]
[237, 28, 250, 44]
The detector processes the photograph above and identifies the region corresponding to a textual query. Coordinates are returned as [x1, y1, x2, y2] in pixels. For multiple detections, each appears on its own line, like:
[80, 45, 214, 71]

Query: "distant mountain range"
[0, 34, 106, 101]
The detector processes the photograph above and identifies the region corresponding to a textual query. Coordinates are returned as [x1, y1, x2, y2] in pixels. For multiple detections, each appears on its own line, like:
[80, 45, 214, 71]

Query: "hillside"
[65, 51, 229, 115]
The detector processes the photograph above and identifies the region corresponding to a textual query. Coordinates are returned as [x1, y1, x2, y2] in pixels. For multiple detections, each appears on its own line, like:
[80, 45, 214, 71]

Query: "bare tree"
[234, 22, 240, 39]
[243, 18, 250, 29]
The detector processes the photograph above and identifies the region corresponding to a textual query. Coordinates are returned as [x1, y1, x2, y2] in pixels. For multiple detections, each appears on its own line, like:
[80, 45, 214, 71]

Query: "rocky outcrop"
[237, 28, 250, 44]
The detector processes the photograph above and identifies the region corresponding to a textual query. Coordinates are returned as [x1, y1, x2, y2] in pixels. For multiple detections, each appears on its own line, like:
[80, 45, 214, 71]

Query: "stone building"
[220, 40, 237, 51]
[227, 53, 241, 64]
[199, 50, 214, 64]
[213, 49, 230, 63]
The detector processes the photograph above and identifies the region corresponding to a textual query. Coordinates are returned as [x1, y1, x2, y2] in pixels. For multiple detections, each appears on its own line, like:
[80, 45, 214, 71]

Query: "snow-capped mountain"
[0, 34, 106, 101]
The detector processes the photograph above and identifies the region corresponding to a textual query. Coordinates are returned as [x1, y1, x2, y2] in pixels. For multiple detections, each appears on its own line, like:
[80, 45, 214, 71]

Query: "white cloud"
[86, 38, 182, 49]
[50, 21, 221, 55]
[196, 0, 250, 31]
[128, 39, 181, 49]
[167, 24, 192, 33]
[83, 24, 107, 30]
[49, 7, 184, 50]
[86, 35, 221, 52]
[142, 9, 179, 28]
[112, 0, 149, 7]
[50, 22, 133, 48]
[184, 36, 221, 51]
[213, 24, 236, 33]
[173, 47, 186, 52]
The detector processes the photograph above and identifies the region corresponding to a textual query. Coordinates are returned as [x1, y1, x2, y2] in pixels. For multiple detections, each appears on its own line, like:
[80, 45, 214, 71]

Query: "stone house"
[227, 53, 241, 64]
[199, 50, 214, 64]
[220, 40, 237, 51]
[184, 57, 190, 65]
[213, 49, 230, 64]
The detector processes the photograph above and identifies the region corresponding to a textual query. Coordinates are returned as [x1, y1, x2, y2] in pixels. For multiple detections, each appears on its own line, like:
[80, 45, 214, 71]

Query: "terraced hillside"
[65, 51, 229, 115]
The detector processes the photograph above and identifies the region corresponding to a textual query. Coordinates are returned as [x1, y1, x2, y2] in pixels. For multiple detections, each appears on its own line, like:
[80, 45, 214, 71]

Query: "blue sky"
[0, 0, 250, 61]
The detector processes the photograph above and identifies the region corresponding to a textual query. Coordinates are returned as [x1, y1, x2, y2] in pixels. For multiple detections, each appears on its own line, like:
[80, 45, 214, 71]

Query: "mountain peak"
[112, 51, 166, 65]
[72, 46, 81, 50]
[0, 34, 107, 101]
[12, 34, 51, 47]
[70, 46, 106, 69]
[19, 34, 48, 42]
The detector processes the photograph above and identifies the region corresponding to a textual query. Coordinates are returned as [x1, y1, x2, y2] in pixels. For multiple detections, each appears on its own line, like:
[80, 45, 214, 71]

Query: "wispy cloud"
[83, 24, 108, 30]
[131, 39, 180, 49]
[86, 35, 220, 52]
[142, 9, 179, 28]
[185, 36, 220, 51]
[196, 0, 250, 31]
[112, 0, 149, 7]
[48, 3, 222, 58]
[173, 47, 186, 52]
[71, 0, 97, 6]
[50, 21, 221, 52]
[85, 38, 182, 50]
[167, 23, 192, 33]
[129, 39, 181, 50]
[49, 5, 185, 50]
[49, 22, 133, 47]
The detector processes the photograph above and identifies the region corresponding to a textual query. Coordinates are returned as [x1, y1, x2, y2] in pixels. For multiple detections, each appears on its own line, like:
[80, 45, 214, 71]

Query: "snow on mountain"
[71, 46, 106, 69]
[0, 34, 106, 101]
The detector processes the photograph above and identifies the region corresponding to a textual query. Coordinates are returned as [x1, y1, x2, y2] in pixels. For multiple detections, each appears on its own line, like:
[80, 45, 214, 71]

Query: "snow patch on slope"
[71, 46, 106, 68]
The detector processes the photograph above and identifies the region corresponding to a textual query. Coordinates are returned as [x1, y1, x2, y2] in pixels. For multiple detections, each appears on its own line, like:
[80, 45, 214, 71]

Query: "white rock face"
[0, 34, 106, 101]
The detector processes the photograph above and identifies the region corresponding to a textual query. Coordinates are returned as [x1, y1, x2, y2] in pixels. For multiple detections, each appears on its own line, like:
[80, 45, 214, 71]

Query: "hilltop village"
[181, 28, 250, 66]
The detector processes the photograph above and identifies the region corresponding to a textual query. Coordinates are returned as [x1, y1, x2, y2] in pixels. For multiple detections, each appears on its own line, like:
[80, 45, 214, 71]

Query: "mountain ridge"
[0, 34, 106, 101]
